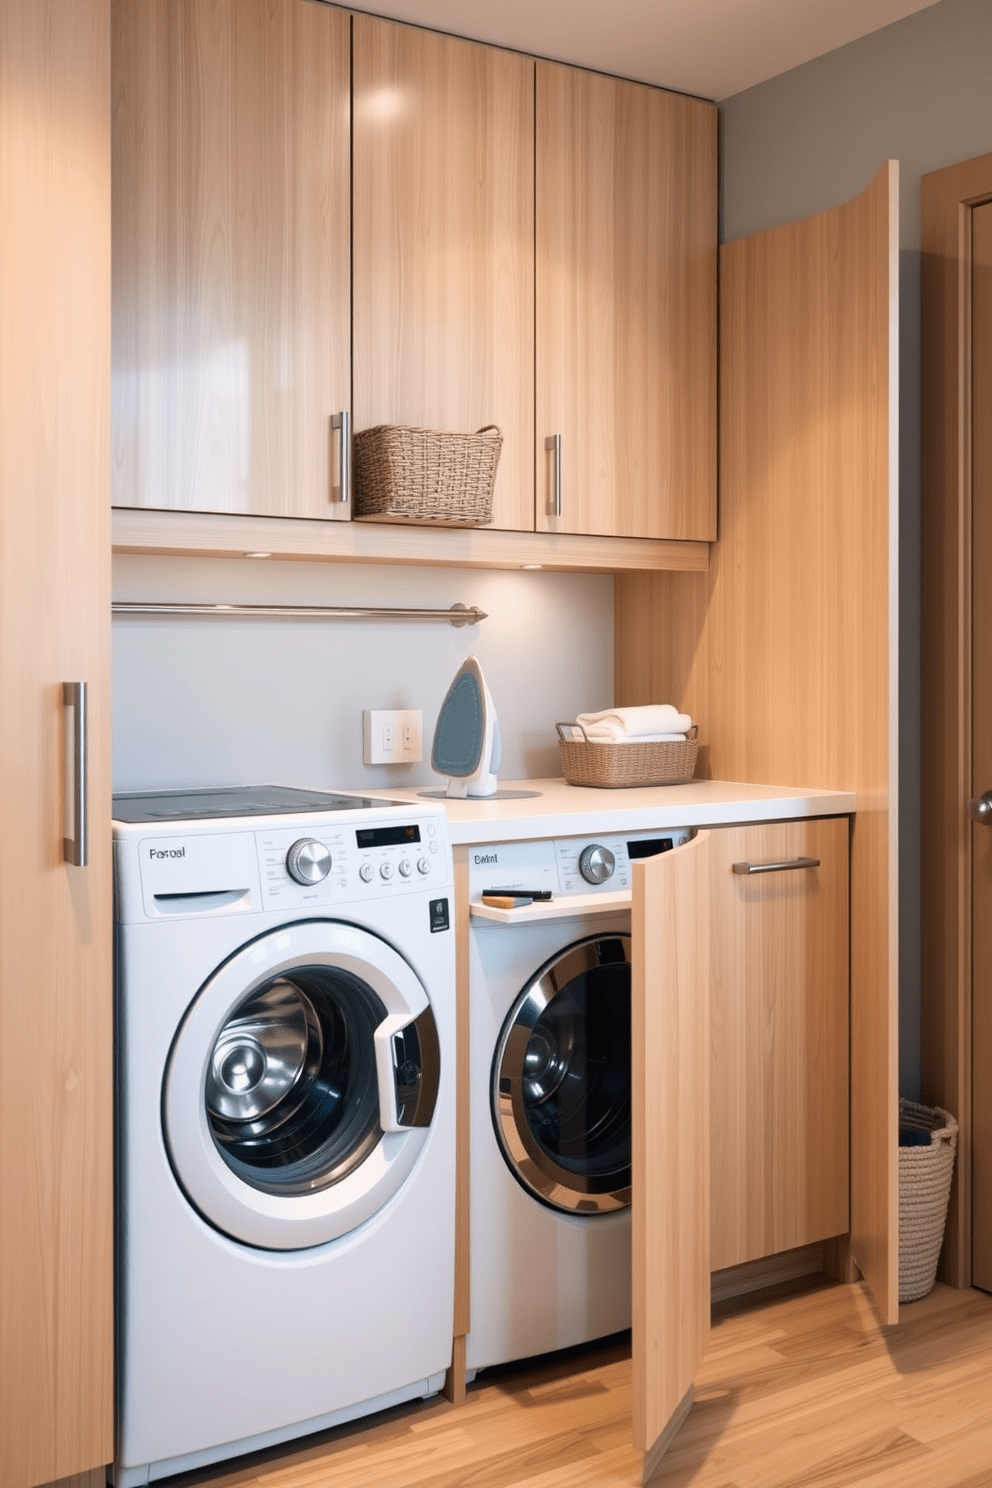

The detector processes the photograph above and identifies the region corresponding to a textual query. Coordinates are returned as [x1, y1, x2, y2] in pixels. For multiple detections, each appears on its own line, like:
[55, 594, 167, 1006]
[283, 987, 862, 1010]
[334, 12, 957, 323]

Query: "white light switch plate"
[362, 709, 423, 765]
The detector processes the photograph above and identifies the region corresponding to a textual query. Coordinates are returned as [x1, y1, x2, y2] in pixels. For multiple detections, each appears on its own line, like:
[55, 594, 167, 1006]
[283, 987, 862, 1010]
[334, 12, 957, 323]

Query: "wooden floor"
[186, 1279, 992, 1488]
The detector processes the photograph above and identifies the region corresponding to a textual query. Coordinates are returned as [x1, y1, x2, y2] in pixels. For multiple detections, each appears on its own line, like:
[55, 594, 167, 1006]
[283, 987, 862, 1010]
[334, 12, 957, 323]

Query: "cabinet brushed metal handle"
[331, 409, 350, 505]
[545, 433, 562, 517]
[62, 681, 87, 867]
[732, 856, 820, 876]
[969, 791, 992, 825]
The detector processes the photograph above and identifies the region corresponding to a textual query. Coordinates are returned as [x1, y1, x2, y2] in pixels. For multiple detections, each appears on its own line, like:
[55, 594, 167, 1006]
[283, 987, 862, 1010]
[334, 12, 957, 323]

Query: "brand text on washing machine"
[474, 852, 498, 865]
[149, 847, 186, 858]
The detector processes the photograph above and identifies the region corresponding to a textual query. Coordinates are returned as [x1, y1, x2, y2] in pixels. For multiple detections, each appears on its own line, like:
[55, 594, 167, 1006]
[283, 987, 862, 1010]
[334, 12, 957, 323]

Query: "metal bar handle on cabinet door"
[545, 433, 562, 518]
[62, 681, 87, 867]
[331, 410, 350, 505]
[732, 856, 820, 876]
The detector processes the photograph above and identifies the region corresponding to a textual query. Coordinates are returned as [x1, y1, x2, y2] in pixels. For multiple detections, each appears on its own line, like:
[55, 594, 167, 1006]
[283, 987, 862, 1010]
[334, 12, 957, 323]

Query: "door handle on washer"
[374, 1009, 440, 1132]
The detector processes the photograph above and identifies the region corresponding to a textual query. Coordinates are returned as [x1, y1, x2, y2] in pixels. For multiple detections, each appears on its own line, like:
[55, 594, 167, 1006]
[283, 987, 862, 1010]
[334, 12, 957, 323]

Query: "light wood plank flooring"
[184, 1280, 992, 1487]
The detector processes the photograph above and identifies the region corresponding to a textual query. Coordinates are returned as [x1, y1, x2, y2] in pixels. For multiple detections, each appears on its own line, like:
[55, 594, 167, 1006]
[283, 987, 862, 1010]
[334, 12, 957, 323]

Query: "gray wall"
[113, 556, 613, 796]
[720, 0, 992, 1097]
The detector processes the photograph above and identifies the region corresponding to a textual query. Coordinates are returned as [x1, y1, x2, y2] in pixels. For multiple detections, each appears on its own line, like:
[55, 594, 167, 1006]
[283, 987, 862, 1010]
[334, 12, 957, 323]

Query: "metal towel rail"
[112, 601, 487, 627]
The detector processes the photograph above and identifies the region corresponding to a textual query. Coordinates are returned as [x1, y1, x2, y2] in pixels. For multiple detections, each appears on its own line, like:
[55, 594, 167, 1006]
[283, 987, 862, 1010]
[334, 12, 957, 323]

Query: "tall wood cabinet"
[112, 0, 351, 519]
[0, 3, 114, 1485]
[617, 161, 900, 1321]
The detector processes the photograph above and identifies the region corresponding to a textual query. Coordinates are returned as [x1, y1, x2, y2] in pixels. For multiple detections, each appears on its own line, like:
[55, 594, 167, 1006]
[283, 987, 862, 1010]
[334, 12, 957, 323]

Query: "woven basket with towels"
[557, 705, 698, 788]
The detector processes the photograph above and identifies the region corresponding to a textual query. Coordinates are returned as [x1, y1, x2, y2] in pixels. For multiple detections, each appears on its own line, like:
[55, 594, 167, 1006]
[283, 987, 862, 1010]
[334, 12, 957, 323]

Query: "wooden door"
[617, 162, 900, 1322]
[972, 201, 992, 1290]
[709, 819, 850, 1271]
[535, 61, 716, 541]
[353, 15, 535, 532]
[920, 150, 992, 1289]
[631, 832, 709, 1481]
[0, 2, 114, 1484]
[112, 0, 351, 519]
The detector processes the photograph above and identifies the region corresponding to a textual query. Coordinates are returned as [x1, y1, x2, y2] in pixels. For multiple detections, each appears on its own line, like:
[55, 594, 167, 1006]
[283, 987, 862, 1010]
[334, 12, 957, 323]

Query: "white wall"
[720, 0, 992, 1097]
[112, 555, 614, 795]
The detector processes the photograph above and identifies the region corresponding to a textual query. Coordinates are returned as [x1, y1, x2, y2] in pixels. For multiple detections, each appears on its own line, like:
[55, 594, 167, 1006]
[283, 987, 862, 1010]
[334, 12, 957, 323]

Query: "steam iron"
[431, 656, 501, 798]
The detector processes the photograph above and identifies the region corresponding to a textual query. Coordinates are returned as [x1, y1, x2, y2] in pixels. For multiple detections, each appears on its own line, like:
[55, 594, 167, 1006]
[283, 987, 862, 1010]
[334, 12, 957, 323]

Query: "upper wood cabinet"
[709, 818, 850, 1272]
[353, 15, 535, 533]
[535, 62, 717, 541]
[112, 0, 351, 519]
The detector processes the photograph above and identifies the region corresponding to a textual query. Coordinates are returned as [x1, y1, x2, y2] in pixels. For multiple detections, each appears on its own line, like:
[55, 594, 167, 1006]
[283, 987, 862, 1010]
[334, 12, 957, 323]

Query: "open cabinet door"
[631, 831, 710, 1481]
[618, 161, 900, 1324]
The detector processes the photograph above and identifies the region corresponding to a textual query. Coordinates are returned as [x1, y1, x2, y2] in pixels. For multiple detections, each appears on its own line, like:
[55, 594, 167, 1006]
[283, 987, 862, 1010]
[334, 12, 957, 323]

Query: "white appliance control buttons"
[285, 837, 332, 885]
[418, 857, 431, 875]
[380, 862, 393, 881]
[359, 862, 375, 883]
[579, 844, 616, 884]
[398, 859, 412, 878]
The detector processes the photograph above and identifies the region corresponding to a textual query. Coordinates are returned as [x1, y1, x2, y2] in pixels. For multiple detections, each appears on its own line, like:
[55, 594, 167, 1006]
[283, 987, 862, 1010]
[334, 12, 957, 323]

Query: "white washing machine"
[112, 785, 456, 1485]
[466, 825, 691, 1376]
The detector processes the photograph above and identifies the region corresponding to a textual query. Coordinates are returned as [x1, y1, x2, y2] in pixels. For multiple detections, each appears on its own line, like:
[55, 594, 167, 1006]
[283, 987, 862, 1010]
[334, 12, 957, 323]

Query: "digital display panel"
[356, 824, 421, 848]
[626, 837, 674, 859]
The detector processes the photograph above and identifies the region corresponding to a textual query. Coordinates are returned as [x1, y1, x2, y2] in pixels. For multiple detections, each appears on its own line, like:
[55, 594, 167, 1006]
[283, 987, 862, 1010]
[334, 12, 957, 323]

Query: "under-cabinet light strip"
[112, 601, 487, 627]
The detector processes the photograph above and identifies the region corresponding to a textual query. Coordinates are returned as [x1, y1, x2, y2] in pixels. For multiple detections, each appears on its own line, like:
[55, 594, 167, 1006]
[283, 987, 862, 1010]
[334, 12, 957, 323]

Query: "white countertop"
[384, 777, 856, 845]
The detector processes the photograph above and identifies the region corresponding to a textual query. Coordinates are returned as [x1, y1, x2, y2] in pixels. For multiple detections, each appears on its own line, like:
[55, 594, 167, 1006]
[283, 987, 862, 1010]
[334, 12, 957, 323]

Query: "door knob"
[969, 791, 992, 825]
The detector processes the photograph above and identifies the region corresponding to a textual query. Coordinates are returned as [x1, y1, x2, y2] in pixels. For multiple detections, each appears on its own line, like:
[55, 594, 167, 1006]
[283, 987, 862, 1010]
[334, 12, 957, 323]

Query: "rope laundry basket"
[898, 1097, 957, 1302]
[556, 722, 698, 789]
[353, 423, 502, 525]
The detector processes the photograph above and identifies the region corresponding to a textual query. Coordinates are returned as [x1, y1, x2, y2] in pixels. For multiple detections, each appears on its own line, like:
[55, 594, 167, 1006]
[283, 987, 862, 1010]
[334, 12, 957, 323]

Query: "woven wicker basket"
[898, 1097, 957, 1302]
[556, 722, 699, 789]
[353, 423, 502, 525]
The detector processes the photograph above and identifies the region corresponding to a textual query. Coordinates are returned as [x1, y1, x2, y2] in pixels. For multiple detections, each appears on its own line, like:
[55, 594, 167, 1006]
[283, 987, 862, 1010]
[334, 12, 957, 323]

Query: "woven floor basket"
[898, 1097, 957, 1302]
[353, 423, 502, 525]
[556, 723, 698, 789]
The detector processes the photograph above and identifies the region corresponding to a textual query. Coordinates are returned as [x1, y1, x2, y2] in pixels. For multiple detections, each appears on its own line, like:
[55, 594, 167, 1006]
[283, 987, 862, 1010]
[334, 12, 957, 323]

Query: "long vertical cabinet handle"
[62, 681, 88, 867]
[331, 410, 351, 506]
[545, 434, 562, 517]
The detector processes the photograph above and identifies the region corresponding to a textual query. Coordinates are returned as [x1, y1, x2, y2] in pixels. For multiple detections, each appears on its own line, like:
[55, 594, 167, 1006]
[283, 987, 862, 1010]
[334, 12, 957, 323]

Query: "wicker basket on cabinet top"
[556, 723, 699, 789]
[352, 423, 502, 525]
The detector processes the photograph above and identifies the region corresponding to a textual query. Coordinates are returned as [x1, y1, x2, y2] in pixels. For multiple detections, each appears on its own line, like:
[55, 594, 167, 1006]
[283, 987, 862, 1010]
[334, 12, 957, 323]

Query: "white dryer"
[112, 786, 456, 1485]
[466, 826, 691, 1376]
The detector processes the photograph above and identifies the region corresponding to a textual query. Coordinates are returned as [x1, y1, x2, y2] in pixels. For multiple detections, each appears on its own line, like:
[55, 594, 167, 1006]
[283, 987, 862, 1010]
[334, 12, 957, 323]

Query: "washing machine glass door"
[164, 919, 441, 1250]
[492, 932, 631, 1214]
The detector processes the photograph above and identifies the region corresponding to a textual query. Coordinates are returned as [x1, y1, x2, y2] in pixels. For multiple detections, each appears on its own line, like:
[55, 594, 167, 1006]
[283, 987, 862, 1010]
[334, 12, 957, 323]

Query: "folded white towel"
[576, 705, 692, 742]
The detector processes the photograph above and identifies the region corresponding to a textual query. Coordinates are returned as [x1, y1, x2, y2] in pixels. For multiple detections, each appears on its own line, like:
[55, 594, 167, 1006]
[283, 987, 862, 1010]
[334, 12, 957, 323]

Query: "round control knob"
[579, 844, 616, 885]
[398, 859, 412, 878]
[417, 857, 431, 875]
[359, 862, 374, 883]
[380, 862, 393, 881]
[286, 837, 332, 885]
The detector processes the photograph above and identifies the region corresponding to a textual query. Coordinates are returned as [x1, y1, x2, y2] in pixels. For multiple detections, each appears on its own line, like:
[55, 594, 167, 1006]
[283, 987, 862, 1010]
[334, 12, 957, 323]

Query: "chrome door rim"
[164, 919, 437, 1250]
[492, 933, 632, 1215]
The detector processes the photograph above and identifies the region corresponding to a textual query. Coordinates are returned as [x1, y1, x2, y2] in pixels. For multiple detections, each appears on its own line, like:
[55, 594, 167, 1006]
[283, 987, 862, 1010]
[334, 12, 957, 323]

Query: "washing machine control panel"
[257, 813, 450, 910]
[468, 826, 693, 901]
[121, 808, 452, 921]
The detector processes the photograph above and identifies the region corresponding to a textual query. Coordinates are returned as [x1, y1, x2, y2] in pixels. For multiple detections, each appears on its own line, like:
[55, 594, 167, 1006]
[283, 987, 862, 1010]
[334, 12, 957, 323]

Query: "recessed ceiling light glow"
[243, 551, 272, 559]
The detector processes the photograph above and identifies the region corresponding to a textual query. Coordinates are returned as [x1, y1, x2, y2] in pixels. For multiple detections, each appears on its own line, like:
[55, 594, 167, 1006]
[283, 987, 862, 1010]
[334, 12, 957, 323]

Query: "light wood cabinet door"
[709, 819, 850, 1272]
[536, 61, 716, 541]
[353, 15, 535, 532]
[112, 0, 351, 519]
[631, 832, 710, 1480]
[1, 2, 113, 1483]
